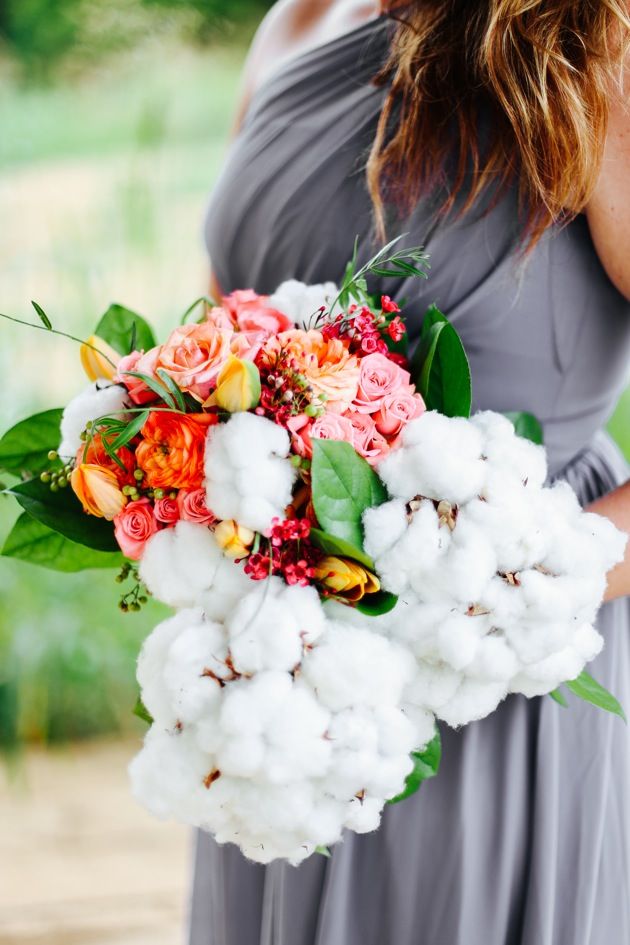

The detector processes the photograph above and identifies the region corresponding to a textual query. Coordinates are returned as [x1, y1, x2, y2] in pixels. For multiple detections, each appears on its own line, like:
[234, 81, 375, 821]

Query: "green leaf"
[133, 696, 153, 726]
[388, 728, 442, 804]
[566, 670, 626, 723]
[549, 687, 568, 707]
[2, 512, 124, 571]
[309, 526, 375, 570]
[311, 440, 387, 551]
[108, 409, 150, 451]
[156, 369, 187, 412]
[0, 408, 63, 475]
[6, 477, 119, 552]
[180, 296, 216, 325]
[315, 845, 331, 858]
[122, 370, 176, 409]
[411, 304, 471, 418]
[504, 411, 544, 445]
[95, 303, 156, 356]
[355, 590, 399, 616]
[31, 300, 52, 330]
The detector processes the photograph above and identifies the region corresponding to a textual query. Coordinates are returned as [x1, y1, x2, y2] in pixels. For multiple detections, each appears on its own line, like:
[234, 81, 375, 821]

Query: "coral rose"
[114, 498, 159, 560]
[353, 352, 411, 413]
[374, 388, 425, 437]
[136, 411, 218, 490]
[343, 411, 390, 465]
[156, 323, 232, 401]
[177, 488, 216, 525]
[311, 412, 356, 445]
[154, 497, 180, 524]
[221, 289, 294, 334]
[116, 348, 161, 405]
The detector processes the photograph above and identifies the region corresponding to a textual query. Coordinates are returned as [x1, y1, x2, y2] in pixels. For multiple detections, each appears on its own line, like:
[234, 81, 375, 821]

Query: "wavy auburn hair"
[368, 0, 630, 248]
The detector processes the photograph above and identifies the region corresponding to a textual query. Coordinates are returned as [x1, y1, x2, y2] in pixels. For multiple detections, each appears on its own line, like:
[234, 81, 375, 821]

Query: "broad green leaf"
[2, 512, 124, 571]
[31, 300, 52, 329]
[311, 440, 387, 550]
[95, 303, 156, 355]
[388, 728, 442, 804]
[7, 477, 119, 552]
[549, 687, 568, 707]
[133, 696, 153, 726]
[504, 411, 544, 445]
[0, 408, 63, 475]
[411, 304, 471, 418]
[355, 590, 398, 616]
[566, 671, 626, 723]
[309, 526, 375, 570]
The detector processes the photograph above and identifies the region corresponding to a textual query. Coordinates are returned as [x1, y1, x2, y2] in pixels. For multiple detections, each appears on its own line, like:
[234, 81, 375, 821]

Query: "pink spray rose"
[114, 498, 159, 560]
[286, 414, 314, 458]
[352, 352, 411, 413]
[311, 412, 356, 445]
[177, 488, 216, 525]
[116, 347, 161, 405]
[154, 497, 180, 525]
[222, 289, 294, 334]
[344, 411, 390, 465]
[374, 388, 425, 437]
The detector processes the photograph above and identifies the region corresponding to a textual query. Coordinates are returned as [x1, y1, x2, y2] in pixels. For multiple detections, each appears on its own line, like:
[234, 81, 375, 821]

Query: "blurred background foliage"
[0, 0, 628, 752]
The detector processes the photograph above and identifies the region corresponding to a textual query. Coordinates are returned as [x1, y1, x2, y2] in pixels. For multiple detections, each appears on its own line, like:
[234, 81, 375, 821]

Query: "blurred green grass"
[0, 26, 628, 749]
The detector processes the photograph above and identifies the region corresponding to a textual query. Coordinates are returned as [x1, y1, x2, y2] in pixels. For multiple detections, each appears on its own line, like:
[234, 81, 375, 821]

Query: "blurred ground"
[0, 739, 190, 944]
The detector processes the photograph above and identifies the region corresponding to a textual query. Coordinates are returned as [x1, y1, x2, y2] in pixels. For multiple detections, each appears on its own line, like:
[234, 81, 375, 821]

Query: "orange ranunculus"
[71, 464, 127, 520]
[156, 322, 232, 402]
[76, 434, 136, 487]
[313, 556, 381, 602]
[136, 411, 218, 490]
[261, 329, 360, 413]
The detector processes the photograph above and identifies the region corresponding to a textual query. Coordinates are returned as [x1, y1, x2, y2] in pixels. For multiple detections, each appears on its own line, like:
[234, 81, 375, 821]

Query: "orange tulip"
[214, 520, 255, 558]
[314, 556, 380, 602]
[71, 463, 127, 520]
[79, 335, 121, 382]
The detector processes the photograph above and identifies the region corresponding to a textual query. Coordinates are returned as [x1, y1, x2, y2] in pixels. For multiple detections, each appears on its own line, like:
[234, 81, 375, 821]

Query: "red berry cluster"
[254, 349, 314, 427]
[244, 517, 321, 587]
[321, 296, 405, 355]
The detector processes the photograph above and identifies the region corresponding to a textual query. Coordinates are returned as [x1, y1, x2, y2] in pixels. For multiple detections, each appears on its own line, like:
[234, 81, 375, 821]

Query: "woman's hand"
[588, 481, 630, 600]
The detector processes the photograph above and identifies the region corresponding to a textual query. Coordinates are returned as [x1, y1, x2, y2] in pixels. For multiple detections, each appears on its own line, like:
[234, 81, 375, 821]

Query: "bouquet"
[0, 240, 626, 864]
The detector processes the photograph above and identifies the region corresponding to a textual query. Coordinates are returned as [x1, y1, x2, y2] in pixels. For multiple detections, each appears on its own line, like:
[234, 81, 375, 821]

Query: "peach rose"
[177, 488, 216, 525]
[156, 323, 232, 402]
[262, 329, 360, 413]
[344, 411, 390, 466]
[222, 289, 294, 334]
[114, 498, 159, 560]
[374, 388, 425, 437]
[116, 347, 161, 405]
[353, 352, 411, 413]
[154, 497, 180, 524]
[136, 411, 218, 490]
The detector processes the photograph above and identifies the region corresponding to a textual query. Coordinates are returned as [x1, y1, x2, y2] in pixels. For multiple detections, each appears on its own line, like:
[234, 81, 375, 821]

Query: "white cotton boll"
[461, 494, 548, 573]
[58, 382, 130, 458]
[436, 612, 485, 671]
[373, 705, 417, 757]
[229, 595, 303, 674]
[424, 517, 497, 604]
[509, 646, 584, 697]
[470, 410, 516, 445]
[504, 619, 574, 665]
[483, 432, 547, 490]
[578, 511, 627, 572]
[219, 671, 293, 737]
[300, 796, 348, 847]
[136, 608, 202, 726]
[325, 747, 379, 798]
[198, 561, 253, 623]
[479, 575, 528, 627]
[437, 678, 507, 728]
[140, 522, 227, 609]
[376, 501, 448, 596]
[365, 752, 415, 799]
[264, 687, 331, 777]
[379, 412, 485, 505]
[129, 728, 208, 823]
[302, 623, 415, 711]
[163, 618, 227, 723]
[192, 713, 224, 755]
[515, 570, 584, 625]
[363, 499, 409, 561]
[400, 704, 438, 750]
[466, 633, 519, 683]
[214, 735, 266, 778]
[344, 796, 383, 834]
[572, 623, 604, 663]
[387, 599, 449, 660]
[327, 708, 379, 754]
[404, 661, 462, 713]
[268, 279, 340, 325]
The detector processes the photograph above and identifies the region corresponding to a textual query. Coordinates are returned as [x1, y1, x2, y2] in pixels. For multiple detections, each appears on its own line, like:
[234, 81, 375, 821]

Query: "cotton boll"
[380, 412, 485, 505]
[504, 619, 574, 665]
[229, 593, 304, 674]
[268, 279, 340, 324]
[572, 623, 604, 662]
[327, 707, 379, 754]
[404, 661, 462, 713]
[387, 599, 450, 660]
[214, 735, 266, 778]
[376, 501, 448, 596]
[400, 704, 437, 750]
[516, 570, 585, 625]
[373, 705, 417, 757]
[198, 561, 253, 623]
[437, 678, 507, 728]
[483, 432, 547, 490]
[129, 728, 209, 823]
[58, 381, 130, 458]
[219, 671, 293, 737]
[302, 622, 415, 711]
[344, 796, 384, 834]
[137, 609, 203, 726]
[424, 517, 497, 604]
[470, 410, 516, 445]
[300, 796, 348, 847]
[163, 618, 227, 723]
[363, 499, 409, 560]
[466, 633, 519, 683]
[509, 646, 584, 698]
[140, 522, 227, 609]
[365, 752, 415, 799]
[264, 687, 331, 781]
[461, 494, 548, 573]
[436, 612, 485, 671]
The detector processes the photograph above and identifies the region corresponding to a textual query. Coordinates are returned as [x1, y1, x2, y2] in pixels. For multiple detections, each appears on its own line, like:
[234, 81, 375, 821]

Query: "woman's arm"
[588, 481, 630, 600]
[585, 56, 630, 301]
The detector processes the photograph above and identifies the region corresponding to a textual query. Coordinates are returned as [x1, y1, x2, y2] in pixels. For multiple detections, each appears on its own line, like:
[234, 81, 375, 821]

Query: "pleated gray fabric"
[191, 16, 630, 944]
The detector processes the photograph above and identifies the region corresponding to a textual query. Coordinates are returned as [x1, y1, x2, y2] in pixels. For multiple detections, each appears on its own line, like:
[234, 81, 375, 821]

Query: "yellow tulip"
[314, 556, 381, 602]
[214, 519, 256, 558]
[205, 355, 261, 412]
[80, 335, 121, 382]
[71, 463, 127, 520]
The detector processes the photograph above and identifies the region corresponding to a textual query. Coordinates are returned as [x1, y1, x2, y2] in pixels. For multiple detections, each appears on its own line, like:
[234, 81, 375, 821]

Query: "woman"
[192, 2, 630, 943]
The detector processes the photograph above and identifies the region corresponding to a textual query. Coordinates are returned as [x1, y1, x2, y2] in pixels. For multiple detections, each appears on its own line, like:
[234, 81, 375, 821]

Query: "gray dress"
[192, 17, 630, 945]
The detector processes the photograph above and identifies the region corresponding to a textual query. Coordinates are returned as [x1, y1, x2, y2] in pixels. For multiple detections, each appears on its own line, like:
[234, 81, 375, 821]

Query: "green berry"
[40, 471, 51, 484]
[122, 485, 134, 496]
[130, 601, 141, 612]
[134, 469, 144, 481]
[47, 450, 58, 461]
[115, 574, 124, 584]
[154, 488, 164, 500]
[50, 482, 59, 493]
[138, 596, 148, 604]
[57, 476, 68, 488]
